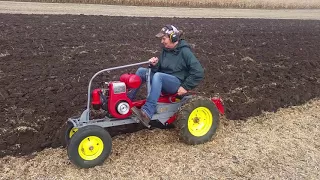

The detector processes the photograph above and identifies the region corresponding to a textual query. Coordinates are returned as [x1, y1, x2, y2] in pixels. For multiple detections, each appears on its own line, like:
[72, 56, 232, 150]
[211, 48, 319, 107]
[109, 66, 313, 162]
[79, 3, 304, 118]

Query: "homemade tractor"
[65, 61, 225, 168]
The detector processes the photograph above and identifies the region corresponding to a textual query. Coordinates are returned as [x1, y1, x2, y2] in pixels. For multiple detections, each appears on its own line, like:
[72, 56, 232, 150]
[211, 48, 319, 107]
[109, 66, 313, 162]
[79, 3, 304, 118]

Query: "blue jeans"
[128, 67, 181, 119]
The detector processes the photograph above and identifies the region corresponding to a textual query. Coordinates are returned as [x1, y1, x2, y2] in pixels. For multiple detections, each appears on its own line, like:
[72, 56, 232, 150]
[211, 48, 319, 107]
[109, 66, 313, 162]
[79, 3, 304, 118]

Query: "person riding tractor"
[66, 25, 223, 169]
[129, 25, 205, 128]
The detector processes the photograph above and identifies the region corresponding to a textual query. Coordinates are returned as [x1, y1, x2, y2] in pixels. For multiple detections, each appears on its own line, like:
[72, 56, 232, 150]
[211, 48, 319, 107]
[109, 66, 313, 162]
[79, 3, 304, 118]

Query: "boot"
[131, 107, 151, 128]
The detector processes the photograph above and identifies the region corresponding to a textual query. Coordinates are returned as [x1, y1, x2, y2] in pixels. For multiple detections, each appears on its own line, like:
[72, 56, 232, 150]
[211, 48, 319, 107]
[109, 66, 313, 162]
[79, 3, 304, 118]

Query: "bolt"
[193, 117, 200, 123]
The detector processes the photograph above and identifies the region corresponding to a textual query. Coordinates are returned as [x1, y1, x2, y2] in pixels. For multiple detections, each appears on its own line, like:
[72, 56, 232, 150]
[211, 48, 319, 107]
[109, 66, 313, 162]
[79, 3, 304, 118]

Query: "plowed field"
[0, 14, 320, 158]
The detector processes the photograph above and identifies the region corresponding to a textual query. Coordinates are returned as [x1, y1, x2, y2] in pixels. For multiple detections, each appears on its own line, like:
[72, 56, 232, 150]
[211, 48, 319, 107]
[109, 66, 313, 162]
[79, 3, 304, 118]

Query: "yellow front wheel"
[67, 125, 112, 168]
[78, 136, 104, 161]
[175, 96, 220, 145]
[65, 122, 78, 145]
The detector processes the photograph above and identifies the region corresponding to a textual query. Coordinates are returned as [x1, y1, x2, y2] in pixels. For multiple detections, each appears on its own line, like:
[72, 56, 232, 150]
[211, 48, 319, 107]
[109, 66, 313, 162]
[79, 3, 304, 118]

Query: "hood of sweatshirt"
[162, 39, 190, 55]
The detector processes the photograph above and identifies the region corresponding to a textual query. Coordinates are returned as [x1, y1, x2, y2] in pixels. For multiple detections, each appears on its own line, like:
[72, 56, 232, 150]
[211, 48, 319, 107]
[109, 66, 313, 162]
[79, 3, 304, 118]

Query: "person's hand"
[149, 57, 159, 66]
[177, 86, 187, 95]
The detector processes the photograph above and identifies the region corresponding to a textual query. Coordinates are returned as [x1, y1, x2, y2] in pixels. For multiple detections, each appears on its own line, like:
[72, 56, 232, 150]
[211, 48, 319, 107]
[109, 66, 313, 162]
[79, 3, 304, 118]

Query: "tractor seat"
[160, 91, 193, 102]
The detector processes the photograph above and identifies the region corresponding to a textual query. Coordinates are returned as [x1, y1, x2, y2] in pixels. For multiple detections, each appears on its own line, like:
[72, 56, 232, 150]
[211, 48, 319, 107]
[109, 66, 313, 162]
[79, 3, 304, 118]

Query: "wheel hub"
[188, 107, 213, 137]
[78, 136, 104, 160]
[193, 117, 200, 124]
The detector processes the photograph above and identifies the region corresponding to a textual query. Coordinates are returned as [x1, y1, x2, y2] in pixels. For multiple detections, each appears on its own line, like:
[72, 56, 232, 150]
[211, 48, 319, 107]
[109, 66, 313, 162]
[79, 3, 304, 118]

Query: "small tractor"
[65, 61, 224, 168]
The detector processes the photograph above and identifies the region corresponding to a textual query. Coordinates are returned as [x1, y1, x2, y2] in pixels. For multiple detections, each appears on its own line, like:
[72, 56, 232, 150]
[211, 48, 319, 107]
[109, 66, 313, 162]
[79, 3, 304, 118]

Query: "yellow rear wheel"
[188, 107, 213, 137]
[175, 96, 220, 145]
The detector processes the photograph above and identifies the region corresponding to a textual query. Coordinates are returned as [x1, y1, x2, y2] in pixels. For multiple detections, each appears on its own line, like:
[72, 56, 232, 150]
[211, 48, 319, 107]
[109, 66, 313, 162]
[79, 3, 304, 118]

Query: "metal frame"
[67, 61, 192, 128]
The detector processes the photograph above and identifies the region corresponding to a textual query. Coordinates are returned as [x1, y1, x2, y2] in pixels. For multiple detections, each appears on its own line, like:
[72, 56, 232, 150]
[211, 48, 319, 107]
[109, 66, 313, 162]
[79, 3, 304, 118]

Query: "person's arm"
[151, 59, 160, 73]
[151, 51, 162, 73]
[181, 48, 204, 90]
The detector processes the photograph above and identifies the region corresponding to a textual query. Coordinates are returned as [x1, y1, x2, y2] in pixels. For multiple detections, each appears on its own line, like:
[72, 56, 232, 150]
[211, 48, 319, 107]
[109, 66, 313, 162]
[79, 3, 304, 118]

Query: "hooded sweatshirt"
[151, 40, 204, 90]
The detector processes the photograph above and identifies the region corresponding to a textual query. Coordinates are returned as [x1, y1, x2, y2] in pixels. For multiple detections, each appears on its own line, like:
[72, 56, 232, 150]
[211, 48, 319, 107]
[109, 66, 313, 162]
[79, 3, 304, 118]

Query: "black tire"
[67, 125, 112, 168]
[65, 122, 78, 146]
[175, 96, 220, 145]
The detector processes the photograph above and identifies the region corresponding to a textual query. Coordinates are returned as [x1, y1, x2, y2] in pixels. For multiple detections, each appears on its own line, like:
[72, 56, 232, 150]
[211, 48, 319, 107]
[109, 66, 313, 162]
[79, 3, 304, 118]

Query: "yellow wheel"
[175, 96, 219, 145]
[67, 125, 112, 168]
[78, 136, 104, 161]
[188, 107, 213, 137]
[69, 128, 78, 138]
[65, 122, 78, 145]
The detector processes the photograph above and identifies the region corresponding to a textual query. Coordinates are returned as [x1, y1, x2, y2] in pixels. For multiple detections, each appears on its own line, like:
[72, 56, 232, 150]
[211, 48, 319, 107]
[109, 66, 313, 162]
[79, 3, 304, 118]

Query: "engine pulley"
[116, 101, 130, 115]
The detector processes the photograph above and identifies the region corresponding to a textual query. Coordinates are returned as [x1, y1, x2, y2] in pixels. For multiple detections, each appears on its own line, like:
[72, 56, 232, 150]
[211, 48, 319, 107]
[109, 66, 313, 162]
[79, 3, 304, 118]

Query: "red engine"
[91, 73, 141, 119]
[119, 73, 141, 89]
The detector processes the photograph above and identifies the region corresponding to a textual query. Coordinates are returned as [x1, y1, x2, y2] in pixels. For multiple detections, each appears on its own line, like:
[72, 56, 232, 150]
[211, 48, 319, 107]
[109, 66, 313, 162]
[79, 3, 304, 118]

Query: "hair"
[178, 30, 184, 39]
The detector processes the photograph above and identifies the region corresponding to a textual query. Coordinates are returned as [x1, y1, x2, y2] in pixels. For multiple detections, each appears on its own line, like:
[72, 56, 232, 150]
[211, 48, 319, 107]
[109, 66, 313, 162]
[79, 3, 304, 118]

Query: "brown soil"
[0, 14, 320, 158]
